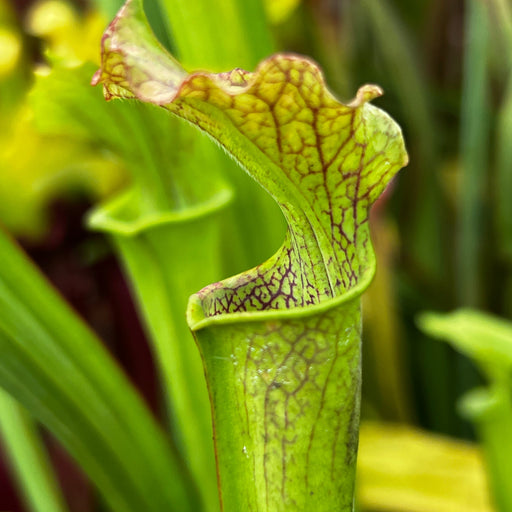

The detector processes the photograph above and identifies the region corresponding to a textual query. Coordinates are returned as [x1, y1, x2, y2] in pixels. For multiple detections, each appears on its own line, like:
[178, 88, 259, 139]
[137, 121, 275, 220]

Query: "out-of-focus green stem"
[496, 79, 512, 261]
[460, 387, 512, 512]
[157, 0, 273, 70]
[361, 0, 435, 169]
[33, 54, 228, 506]
[0, 391, 68, 512]
[490, 0, 512, 319]
[360, 0, 453, 432]
[455, 0, 491, 424]
[418, 309, 512, 510]
[363, 221, 414, 423]
[489, 0, 512, 52]
[458, 0, 490, 307]
[361, 0, 445, 281]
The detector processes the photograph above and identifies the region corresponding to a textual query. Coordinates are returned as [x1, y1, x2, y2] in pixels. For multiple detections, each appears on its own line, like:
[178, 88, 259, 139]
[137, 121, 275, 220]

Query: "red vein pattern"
[196, 300, 362, 510]
[92, 2, 408, 509]
[93, 2, 407, 315]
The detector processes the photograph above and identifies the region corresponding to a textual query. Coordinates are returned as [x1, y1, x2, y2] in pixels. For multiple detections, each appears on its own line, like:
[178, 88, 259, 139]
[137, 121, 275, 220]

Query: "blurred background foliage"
[0, 0, 511, 511]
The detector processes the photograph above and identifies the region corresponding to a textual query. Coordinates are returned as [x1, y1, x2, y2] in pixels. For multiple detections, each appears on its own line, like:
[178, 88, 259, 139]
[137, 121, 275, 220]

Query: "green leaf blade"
[0, 391, 69, 512]
[157, 0, 274, 70]
[0, 230, 200, 512]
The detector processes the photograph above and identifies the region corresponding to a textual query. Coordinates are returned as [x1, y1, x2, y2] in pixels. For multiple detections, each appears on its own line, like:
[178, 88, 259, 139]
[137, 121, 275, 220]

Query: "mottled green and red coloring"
[93, 0, 408, 510]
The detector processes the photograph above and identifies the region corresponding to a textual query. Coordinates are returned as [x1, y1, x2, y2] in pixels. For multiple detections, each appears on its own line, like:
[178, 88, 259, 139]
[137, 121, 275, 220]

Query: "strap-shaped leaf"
[93, 0, 408, 314]
[0, 229, 199, 512]
[0, 390, 68, 512]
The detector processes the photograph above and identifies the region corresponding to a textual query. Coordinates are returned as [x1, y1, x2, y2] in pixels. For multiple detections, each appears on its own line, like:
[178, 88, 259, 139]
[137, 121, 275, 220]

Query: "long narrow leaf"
[0, 229, 199, 512]
[157, 0, 273, 70]
[0, 391, 68, 512]
[458, 0, 490, 306]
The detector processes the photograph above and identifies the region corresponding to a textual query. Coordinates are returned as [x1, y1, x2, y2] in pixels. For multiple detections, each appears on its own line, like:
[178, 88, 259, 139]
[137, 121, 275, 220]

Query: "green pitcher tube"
[188, 275, 375, 511]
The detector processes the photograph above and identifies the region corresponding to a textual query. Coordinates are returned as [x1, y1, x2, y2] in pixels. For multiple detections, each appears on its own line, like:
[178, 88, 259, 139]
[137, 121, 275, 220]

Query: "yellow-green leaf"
[92, 2, 408, 509]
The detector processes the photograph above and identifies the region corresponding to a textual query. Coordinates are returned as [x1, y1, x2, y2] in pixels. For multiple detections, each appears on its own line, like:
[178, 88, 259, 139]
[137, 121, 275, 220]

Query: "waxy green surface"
[93, 1, 408, 509]
[191, 298, 363, 511]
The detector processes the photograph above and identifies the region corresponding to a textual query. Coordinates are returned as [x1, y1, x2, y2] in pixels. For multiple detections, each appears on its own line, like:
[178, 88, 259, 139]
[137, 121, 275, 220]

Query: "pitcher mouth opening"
[187, 248, 376, 331]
